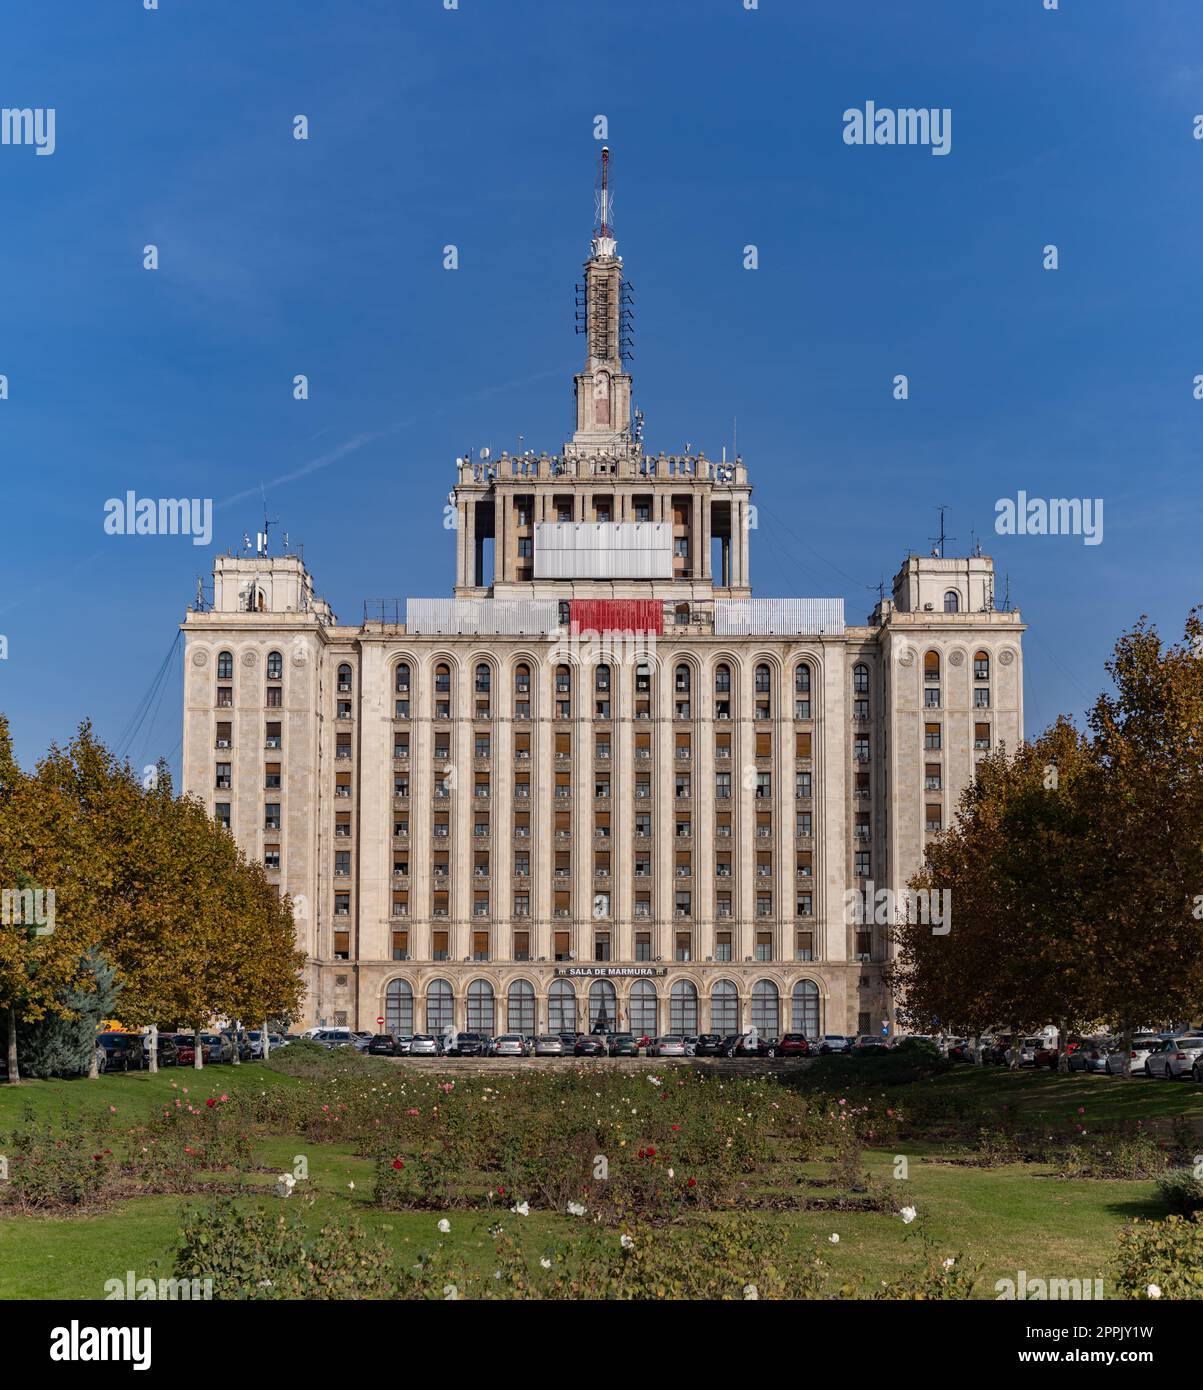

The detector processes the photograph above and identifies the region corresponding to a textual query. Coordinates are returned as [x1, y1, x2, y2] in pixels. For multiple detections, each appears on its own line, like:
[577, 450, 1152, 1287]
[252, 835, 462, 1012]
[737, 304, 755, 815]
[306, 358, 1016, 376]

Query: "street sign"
[376, 1016, 384, 1026]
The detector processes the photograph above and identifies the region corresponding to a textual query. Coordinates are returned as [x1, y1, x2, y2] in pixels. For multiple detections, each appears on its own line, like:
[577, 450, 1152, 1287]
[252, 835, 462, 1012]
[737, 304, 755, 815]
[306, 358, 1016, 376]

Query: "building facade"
[181, 161, 1025, 1038]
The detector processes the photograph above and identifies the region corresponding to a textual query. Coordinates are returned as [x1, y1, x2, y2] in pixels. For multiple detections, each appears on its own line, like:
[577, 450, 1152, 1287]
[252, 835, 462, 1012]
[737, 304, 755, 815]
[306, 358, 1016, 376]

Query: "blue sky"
[1, 0, 1200, 775]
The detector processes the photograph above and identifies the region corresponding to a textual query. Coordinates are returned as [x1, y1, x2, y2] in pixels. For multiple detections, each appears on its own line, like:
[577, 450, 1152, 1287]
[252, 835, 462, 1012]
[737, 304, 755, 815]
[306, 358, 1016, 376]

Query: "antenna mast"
[928, 505, 955, 559]
[596, 145, 611, 239]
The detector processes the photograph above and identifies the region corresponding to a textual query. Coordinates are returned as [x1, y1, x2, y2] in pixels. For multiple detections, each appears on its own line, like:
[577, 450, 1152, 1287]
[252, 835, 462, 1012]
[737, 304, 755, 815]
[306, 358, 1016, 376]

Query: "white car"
[491, 1034, 529, 1057]
[649, 1036, 686, 1057]
[408, 1034, 439, 1056]
[1104, 1035, 1164, 1075]
[1007, 1037, 1044, 1068]
[1146, 1035, 1203, 1080]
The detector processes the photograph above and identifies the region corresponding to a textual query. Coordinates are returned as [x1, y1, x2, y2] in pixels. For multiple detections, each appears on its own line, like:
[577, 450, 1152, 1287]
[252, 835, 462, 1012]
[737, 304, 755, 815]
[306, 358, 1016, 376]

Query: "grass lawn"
[0, 1059, 1197, 1299]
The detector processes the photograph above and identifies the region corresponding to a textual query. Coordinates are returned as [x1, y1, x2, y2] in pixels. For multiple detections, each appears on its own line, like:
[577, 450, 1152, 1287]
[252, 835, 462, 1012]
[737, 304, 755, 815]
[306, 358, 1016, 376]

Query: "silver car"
[491, 1033, 529, 1057]
[1147, 1035, 1203, 1080]
[408, 1033, 439, 1056]
[649, 1035, 686, 1057]
[1105, 1035, 1164, 1075]
[533, 1035, 563, 1057]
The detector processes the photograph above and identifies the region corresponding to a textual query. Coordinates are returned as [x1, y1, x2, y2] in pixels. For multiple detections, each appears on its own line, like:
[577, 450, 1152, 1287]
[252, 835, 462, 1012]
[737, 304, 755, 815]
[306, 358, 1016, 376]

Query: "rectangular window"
[215, 802, 231, 829]
[795, 930, 813, 961]
[856, 931, 872, 962]
[215, 762, 231, 789]
[974, 687, 991, 708]
[334, 850, 351, 876]
[795, 771, 812, 799]
[265, 721, 281, 749]
[265, 762, 281, 789]
[715, 932, 732, 961]
[755, 932, 772, 962]
[432, 931, 449, 961]
[265, 686, 282, 708]
[264, 803, 280, 831]
[924, 723, 942, 751]
[513, 930, 530, 960]
[974, 723, 991, 750]
[635, 932, 651, 961]
[215, 722, 232, 749]
[263, 845, 280, 870]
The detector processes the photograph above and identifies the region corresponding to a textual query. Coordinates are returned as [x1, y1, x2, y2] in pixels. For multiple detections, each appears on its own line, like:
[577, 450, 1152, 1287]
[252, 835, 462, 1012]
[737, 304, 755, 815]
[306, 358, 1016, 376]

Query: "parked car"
[1068, 1038, 1113, 1073]
[819, 1035, 852, 1055]
[311, 1028, 355, 1050]
[97, 1032, 146, 1071]
[223, 1030, 252, 1062]
[692, 1033, 724, 1057]
[392, 1035, 414, 1055]
[574, 1034, 607, 1057]
[636, 1034, 653, 1051]
[682, 1035, 699, 1056]
[533, 1035, 564, 1057]
[607, 1033, 640, 1057]
[558, 1033, 578, 1052]
[491, 1034, 529, 1057]
[1105, 1035, 1165, 1076]
[945, 1038, 973, 1062]
[198, 1033, 234, 1064]
[150, 1034, 180, 1067]
[171, 1034, 197, 1066]
[367, 1033, 405, 1056]
[777, 1033, 812, 1057]
[734, 1036, 779, 1058]
[1147, 1035, 1203, 1080]
[649, 1036, 687, 1057]
[446, 1032, 488, 1057]
[851, 1035, 888, 1056]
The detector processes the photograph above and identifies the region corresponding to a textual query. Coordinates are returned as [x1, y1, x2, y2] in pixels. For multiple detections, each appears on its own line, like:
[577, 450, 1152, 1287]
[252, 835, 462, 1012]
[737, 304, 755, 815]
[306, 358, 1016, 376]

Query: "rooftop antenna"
[970, 528, 983, 559]
[595, 145, 612, 240]
[257, 485, 279, 558]
[928, 505, 954, 559]
[194, 576, 207, 613]
[1002, 572, 1012, 611]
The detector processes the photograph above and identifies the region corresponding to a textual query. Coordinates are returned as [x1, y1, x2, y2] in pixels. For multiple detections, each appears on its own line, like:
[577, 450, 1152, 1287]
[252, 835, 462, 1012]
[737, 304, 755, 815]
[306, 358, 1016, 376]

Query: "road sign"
[376, 1016, 384, 1026]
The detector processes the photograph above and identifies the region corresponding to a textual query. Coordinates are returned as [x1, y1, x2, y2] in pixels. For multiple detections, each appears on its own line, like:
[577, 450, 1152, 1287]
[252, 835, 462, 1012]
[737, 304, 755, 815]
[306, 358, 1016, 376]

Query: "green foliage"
[1114, 1214, 1203, 1299]
[16, 949, 119, 1079]
[1156, 1167, 1203, 1216]
[174, 1195, 396, 1299]
[1, 1107, 112, 1209]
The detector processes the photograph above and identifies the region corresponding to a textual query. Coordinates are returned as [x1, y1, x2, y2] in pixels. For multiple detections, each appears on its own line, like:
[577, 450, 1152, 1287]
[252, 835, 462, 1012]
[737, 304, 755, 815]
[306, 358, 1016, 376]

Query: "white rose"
[438, 1218, 451, 1233]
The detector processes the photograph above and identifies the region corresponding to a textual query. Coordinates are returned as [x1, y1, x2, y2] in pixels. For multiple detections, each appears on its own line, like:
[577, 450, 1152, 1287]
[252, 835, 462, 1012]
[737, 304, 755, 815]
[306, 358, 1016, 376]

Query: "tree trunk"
[1121, 1022, 1134, 1079]
[5, 1008, 19, 1085]
[148, 1022, 158, 1074]
[262, 1021, 271, 1062]
[1057, 1017, 1069, 1074]
[231, 1021, 241, 1065]
[194, 1025, 204, 1070]
[88, 1041, 99, 1079]
[1009, 1020, 1020, 1070]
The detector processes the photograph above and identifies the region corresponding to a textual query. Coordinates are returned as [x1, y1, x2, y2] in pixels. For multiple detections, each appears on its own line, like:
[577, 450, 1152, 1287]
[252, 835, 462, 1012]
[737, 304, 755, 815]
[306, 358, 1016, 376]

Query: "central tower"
[567, 147, 636, 462]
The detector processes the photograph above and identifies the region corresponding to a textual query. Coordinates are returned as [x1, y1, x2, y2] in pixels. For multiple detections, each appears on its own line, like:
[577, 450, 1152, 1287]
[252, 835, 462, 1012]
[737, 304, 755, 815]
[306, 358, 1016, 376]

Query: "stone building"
[181, 156, 1025, 1038]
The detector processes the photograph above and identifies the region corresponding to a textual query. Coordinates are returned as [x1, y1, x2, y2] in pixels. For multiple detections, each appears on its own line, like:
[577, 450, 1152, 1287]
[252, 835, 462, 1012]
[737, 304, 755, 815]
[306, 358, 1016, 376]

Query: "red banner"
[569, 599, 664, 635]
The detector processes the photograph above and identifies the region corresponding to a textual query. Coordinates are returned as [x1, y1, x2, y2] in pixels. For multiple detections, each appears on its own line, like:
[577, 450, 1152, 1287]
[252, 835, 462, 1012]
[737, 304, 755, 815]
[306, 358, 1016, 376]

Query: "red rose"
[392, 1159, 404, 1170]
[646, 1147, 656, 1158]
[687, 1177, 697, 1188]
[671, 1125, 680, 1131]
[205, 1097, 216, 1108]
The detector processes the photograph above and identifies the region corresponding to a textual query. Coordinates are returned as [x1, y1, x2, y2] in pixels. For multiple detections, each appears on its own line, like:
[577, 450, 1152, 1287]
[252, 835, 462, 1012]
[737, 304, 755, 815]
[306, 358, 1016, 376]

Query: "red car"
[777, 1033, 812, 1057]
[171, 1034, 197, 1066]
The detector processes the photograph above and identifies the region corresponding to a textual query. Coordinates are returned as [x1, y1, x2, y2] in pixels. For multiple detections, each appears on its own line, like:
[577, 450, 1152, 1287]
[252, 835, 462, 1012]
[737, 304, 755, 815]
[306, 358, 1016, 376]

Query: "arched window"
[507, 980, 535, 1034]
[674, 663, 691, 693]
[595, 663, 611, 691]
[425, 978, 453, 1032]
[635, 662, 652, 696]
[475, 662, 491, 693]
[337, 663, 353, 694]
[751, 979, 780, 1035]
[670, 980, 698, 1035]
[395, 662, 411, 693]
[924, 651, 941, 681]
[434, 663, 451, 694]
[852, 663, 869, 695]
[514, 663, 531, 694]
[791, 980, 820, 1037]
[217, 650, 233, 681]
[943, 590, 960, 613]
[555, 664, 571, 693]
[628, 979, 657, 1037]
[266, 650, 283, 681]
[711, 979, 739, 1035]
[715, 663, 731, 693]
[755, 663, 771, 693]
[794, 663, 810, 693]
[548, 979, 576, 1034]
[974, 650, 990, 682]
[588, 979, 617, 1032]
[466, 980, 495, 1033]
[385, 979, 413, 1035]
